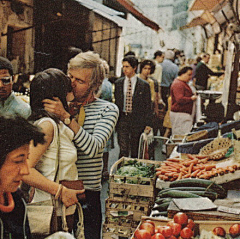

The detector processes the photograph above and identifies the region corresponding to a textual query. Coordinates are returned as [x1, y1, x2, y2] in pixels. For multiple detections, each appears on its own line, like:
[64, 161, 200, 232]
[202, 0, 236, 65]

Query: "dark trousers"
[161, 86, 170, 110]
[117, 114, 144, 158]
[78, 190, 102, 239]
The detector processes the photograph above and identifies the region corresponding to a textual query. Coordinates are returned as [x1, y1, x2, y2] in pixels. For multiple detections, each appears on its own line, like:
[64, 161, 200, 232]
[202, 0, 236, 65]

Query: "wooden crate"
[105, 198, 151, 224]
[102, 222, 136, 239]
[130, 216, 240, 238]
[109, 157, 160, 203]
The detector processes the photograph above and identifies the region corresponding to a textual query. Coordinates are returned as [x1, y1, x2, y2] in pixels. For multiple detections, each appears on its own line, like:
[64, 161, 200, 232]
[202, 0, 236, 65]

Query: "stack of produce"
[152, 178, 227, 218]
[133, 212, 197, 239]
[102, 157, 160, 239]
[156, 154, 239, 181]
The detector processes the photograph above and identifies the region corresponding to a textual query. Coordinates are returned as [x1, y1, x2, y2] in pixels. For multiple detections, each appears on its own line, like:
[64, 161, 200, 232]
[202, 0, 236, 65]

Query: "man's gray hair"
[68, 51, 105, 93]
[164, 50, 175, 60]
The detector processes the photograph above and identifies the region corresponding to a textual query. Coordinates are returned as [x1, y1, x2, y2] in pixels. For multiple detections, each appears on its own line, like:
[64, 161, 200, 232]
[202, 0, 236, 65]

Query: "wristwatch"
[63, 115, 73, 125]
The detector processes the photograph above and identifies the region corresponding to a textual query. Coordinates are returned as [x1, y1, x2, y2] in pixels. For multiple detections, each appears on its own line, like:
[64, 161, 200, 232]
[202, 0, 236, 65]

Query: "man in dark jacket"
[114, 55, 153, 158]
[195, 53, 224, 90]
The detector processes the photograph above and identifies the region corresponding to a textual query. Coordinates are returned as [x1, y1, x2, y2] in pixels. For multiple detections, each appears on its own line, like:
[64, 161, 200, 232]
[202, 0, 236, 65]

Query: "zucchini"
[185, 190, 218, 201]
[158, 187, 215, 195]
[169, 178, 227, 198]
[152, 201, 171, 211]
[158, 190, 201, 199]
[151, 211, 168, 217]
[155, 198, 172, 205]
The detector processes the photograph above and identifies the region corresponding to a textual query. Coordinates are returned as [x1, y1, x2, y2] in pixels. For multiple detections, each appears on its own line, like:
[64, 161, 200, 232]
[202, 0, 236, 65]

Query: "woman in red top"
[170, 66, 197, 135]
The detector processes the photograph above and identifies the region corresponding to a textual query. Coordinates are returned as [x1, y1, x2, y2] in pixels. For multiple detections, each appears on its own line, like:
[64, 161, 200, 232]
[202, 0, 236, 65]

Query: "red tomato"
[151, 233, 165, 239]
[169, 222, 181, 236]
[180, 227, 193, 239]
[186, 219, 195, 230]
[229, 224, 240, 238]
[168, 236, 177, 239]
[157, 226, 173, 238]
[135, 229, 152, 239]
[140, 222, 155, 235]
[173, 212, 188, 226]
[145, 220, 156, 227]
[213, 227, 226, 237]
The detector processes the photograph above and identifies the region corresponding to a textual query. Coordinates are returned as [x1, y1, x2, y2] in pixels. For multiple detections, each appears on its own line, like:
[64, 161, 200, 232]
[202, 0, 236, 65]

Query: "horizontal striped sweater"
[73, 98, 119, 191]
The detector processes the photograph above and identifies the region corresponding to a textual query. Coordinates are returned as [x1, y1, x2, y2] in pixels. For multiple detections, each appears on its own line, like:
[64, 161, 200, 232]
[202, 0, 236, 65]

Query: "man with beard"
[43, 51, 119, 239]
[0, 56, 31, 118]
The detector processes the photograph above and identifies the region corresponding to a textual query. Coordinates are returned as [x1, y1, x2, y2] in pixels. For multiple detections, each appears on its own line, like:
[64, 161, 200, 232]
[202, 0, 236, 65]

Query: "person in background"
[23, 68, 84, 232]
[160, 50, 179, 108]
[151, 50, 164, 96]
[195, 53, 224, 90]
[0, 115, 45, 239]
[43, 51, 119, 239]
[0, 56, 31, 118]
[114, 55, 152, 159]
[138, 59, 158, 159]
[170, 66, 197, 135]
[12, 73, 29, 94]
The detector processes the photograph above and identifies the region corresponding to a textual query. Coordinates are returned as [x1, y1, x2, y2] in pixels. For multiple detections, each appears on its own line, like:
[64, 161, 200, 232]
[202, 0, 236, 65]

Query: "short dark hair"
[0, 115, 45, 168]
[29, 68, 71, 122]
[0, 56, 13, 75]
[122, 56, 138, 70]
[124, 51, 135, 57]
[140, 60, 156, 74]
[153, 51, 163, 59]
[178, 66, 193, 76]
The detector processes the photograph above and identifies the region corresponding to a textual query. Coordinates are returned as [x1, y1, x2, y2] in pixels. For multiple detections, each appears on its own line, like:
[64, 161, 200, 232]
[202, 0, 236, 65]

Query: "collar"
[0, 91, 14, 106]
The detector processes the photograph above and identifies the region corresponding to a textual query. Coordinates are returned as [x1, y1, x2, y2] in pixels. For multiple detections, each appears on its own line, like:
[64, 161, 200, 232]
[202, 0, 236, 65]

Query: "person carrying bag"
[23, 68, 85, 238]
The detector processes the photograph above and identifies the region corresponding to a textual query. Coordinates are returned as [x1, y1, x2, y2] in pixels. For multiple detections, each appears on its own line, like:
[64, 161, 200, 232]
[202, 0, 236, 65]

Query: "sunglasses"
[0, 76, 12, 85]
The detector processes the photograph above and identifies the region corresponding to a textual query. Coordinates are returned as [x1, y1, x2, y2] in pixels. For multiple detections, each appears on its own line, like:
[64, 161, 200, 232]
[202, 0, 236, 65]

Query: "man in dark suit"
[114, 55, 153, 158]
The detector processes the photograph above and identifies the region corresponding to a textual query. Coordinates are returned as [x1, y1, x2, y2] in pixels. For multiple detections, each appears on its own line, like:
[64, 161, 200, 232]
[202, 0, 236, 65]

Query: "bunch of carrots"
[156, 154, 238, 181]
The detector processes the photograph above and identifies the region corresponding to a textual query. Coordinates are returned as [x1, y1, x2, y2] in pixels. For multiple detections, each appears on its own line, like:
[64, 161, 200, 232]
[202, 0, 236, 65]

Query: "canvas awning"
[181, 10, 216, 29]
[189, 0, 228, 11]
[116, 0, 162, 32]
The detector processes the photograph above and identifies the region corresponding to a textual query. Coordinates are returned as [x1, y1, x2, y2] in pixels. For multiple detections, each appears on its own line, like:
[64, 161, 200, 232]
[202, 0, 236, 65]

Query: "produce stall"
[104, 119, 240, 239]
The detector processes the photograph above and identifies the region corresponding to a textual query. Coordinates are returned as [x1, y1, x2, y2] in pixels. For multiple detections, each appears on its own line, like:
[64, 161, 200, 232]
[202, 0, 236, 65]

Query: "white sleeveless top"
[32, 117, 78, 215]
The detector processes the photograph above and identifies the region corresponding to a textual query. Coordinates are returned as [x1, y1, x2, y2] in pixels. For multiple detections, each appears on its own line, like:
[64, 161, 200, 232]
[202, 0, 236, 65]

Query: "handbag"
[60, 180, 86, 201]
[27, 124, 85, 237]
[62, 202, 85, 239]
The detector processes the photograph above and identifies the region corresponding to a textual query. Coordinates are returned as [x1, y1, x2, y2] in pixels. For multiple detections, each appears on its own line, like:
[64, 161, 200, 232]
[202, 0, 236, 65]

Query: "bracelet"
[55, 184, 63, 200]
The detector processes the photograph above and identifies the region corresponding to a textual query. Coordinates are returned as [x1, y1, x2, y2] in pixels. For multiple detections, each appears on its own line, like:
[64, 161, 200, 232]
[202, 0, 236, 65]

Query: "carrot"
[183, 159, 198, 166]
[166, 158, 183, 162]
[188, 163, 194, 174]
[196, 155, 209, 159]
[205, 164, 216, 171]
[187, 154, 197, 159]
[177, 172, 183, 180]
[191, 169, 200, 177]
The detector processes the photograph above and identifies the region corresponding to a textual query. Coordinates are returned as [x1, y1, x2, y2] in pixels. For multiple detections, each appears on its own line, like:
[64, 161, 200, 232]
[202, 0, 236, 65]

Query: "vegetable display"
[152, 178, 227, 217]
[133, 213, 197, 239]
[115, 159, 157, 184]
[156, 154, 239, 181]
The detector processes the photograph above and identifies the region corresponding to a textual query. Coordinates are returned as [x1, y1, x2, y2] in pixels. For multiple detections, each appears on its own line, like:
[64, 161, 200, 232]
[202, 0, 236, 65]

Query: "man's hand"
[42, 97, 69, 121]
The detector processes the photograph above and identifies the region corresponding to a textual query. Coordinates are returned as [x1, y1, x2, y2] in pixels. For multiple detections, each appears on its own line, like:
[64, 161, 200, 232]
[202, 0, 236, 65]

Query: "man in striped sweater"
[43, 51, 119, 239]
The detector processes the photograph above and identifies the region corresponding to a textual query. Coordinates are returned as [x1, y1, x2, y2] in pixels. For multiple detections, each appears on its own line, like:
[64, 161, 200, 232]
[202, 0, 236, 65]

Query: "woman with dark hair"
[0, 115, 45, 239]
[23, 68, 84, 232]
[170, 66, 197, 135]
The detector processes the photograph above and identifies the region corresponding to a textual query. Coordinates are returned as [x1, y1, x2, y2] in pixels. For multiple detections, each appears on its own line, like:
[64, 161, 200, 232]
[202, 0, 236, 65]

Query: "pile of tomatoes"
[133, 212, 196, 239]
[213, 224, 240, 238]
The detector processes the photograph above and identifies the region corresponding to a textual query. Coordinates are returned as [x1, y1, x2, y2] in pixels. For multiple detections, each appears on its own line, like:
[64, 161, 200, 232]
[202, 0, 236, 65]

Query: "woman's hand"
[43, 97, 70, 122]
[61, 187, 85, 207]
[191, 95, 197, 101]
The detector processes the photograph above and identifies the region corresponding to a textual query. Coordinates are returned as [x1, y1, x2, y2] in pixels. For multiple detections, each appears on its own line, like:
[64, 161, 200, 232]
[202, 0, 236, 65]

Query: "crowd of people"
[0, 48, 222, 238]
